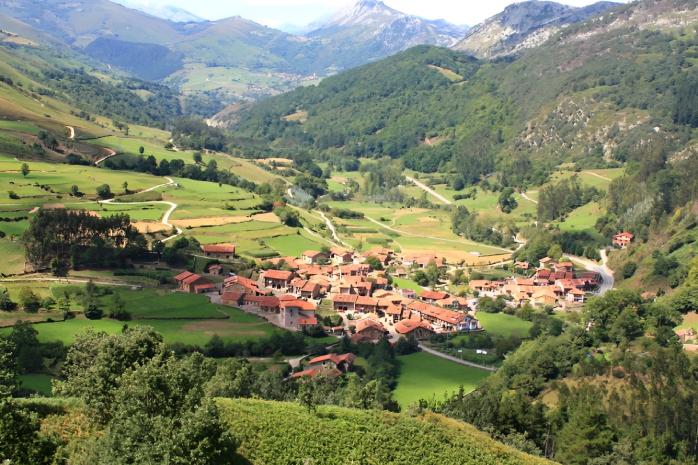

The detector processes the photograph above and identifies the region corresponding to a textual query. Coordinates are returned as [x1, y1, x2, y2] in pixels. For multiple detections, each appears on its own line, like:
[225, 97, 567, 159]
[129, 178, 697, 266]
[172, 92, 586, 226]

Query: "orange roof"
[174, 271, 195, 281]
[202, 244, 235, 253]
[420, 290, 449, 300]
[395, 320, 433, 334]
[355, 319, 386, 334]
[298, 317, 318, 326]
[263, 270, 294, 280]
[468, 280, 492, 289]
[280, 300, 316, 311]
[332, 294, 358, 303]
[279, 294, 297, 301]
[356, 296, 377, 306]
[385, 306, 402, 315]
[182, 273, 206, 285]
[614, 232, 634, 239]
[308, 353, 356, 365]
[301, 282, 320, 292]
[194, 283, 216, 290]
[221, 291, 244, 301]
[302, 250, 324, 258]
[287, 369, 318, 380]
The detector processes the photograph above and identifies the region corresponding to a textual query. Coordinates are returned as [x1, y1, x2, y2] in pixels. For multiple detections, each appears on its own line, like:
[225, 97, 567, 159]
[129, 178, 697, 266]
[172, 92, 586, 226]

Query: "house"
[355, 296, 378, 314]
[539, 257, 555, 267]
[554, 262, 574, 273]
[208, 264, 223, 276]
[221, 291, 244, 307]
[174, 271, 213, 294]
[262, 269, 295, 290]
[300, 281, 322, 300]
[405, 300, 473, 331]
[301, 250, 328, 264]
[354, 319, 387, 342]
[566, 288, 586, 303]
[202, 244, 235, 259]
[469, 280, 495, 296]
[532, 288, 559, 307]
[307, 353, 356, 373]
[613, 232, 634, 249]
[514, 261, 530, 271]
[332, 294, 357, 312]
[398, 288, 416, 299]
[285, 369, 320, 380]
[420, 290, 449, 303]
[336, 264, 370, 277]
[395, 320, 435, 340]
[330, 247, 353, 263]
[242, 295, 280, 313]
[675, 328, 695, 343]
[194, 283, 217, 294]
[436, 297, 470, 311]
[224, 275, 270, 296]
[280, 299, 317, 329]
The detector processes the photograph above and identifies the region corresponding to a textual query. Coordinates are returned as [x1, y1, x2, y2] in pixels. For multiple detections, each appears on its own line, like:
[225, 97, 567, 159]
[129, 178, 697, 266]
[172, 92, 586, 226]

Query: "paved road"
[419, 345, 498, 372]
[405, 176, 452, 205]
[563, 252, 615, 296]
[364, 216, 511, 253]
[100, 177, 183, 242]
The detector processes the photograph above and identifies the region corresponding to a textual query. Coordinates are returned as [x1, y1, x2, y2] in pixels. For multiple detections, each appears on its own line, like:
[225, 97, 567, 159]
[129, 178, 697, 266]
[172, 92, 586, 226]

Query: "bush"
[40, 296, 56, 309]
[84, 304, 103, 320]
[621, 262, 637, 279]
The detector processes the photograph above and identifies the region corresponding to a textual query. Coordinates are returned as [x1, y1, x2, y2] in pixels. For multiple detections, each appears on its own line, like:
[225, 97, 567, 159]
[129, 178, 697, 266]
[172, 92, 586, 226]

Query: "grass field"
[0, 239, 25, 275]
[17, 374, 55, 396]
[392, 277, 423, 296]
[264, 231, 329, 257]
[393, 352, 491, 408]
[476, 312, 533, 339]
[95, 288, 226, 319]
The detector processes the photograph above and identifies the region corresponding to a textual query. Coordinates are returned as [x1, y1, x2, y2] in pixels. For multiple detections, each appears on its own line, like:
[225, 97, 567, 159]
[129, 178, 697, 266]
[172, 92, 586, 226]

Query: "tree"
[96, 184, 111, 198]
[547, 244, 563, 260]
[193, 151, 203, 164]
[365, 255, 383, 271]
[18, 287, 40, 313]
[70, 185, 79, 196]
[122, 181, 128, 193]
[297, 376, 318, 413]
[7, 321, 43, 374]
[0, 293, 14, 311]
[498, 187, 518, 213]
[49, 257, 65, 277]
[83, 303, 103, 320]
[138, 146, 144, 155]
[20, 163, 29, 178]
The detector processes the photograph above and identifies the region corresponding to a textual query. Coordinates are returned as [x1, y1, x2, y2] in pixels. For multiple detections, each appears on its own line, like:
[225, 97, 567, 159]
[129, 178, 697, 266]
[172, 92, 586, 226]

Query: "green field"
[391, 277, 423, 296]
[17, 374, 55, 396]
[393, 352, 491, 408]
[476, 312, 533, 339]
[93, 288, 225, 319]
[264, 231, 329, 257]
[0, 239, 25, 274]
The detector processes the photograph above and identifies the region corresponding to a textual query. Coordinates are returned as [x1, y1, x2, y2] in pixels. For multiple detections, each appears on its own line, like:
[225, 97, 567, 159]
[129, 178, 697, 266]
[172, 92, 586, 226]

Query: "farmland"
[475, 312, 533, 339]
[393, 352, 491, 408]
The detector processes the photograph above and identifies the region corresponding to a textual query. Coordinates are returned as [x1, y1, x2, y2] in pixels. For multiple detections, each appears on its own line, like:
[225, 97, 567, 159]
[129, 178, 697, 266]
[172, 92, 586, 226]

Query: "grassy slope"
[219, 398, 552, 465]
[393, 352, 491, 408]
[476, 312, 534, 339]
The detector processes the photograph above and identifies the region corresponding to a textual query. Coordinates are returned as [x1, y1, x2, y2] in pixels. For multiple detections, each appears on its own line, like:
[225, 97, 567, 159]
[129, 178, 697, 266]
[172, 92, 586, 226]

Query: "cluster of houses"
[471, 258, 598, 306]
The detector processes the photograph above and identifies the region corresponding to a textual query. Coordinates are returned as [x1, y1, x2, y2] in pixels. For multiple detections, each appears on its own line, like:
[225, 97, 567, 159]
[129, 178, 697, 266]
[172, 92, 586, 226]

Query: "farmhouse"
[202, 244, 235, 259]
[675, 328, 695, 343]
[566, 288, 587, 303]
[174, 271, 213, 294]
[208, 264, 223, 276]
[395, 320, 435, 340]
[420, 290, 449, 303]
[613, 232, 634, 248]
[330, 247, 353, 263]
[300, 281, 322, 299]
[301, 250, 328, 264]
[262, 269, 295, 290]
[307, 353, 356, 373]
[221, 291, 244, 307]
[332, 294, 357, 312]
[242, 295, 280, 313]
[354, 319, 387, 342]
[224, 275, 270, 296]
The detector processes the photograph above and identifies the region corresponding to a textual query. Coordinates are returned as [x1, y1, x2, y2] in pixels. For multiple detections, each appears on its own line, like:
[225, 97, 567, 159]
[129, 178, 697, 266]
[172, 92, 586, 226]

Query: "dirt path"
[520, 192, 539, 204]
[405, 176, 452, 205]
[66, 126, 75, 139]
[418, 345, 498, 372]
[585, 171, 611, 181]
[100, 177, 183, 242]
[94, 147, 118, 165]
[317, 210, 352, 248]
[364, 216, 511, 253]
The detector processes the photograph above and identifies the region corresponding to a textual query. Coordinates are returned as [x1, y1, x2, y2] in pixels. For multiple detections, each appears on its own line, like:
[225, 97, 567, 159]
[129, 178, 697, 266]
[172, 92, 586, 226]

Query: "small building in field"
[397, 288, 417, 299]
[307, 353, 356, 373]
[613, 232, 634, 249]
[395, 320, 435, 340]
[208, 264, 223, 276]
[675, 328, 695, 343]
[301, 250, 328, 264]
[174, 271, 213, 293]
[202, 244, 235, 259]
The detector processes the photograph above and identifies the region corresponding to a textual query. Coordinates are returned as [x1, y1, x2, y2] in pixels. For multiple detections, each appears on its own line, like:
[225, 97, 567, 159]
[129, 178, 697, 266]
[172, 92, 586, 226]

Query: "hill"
[218, 398, 553, 465]
[453, 1, 619, 58]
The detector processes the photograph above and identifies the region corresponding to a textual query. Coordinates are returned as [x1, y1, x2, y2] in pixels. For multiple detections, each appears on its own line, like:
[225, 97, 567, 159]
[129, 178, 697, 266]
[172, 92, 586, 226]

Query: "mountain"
[306, 0, 469, 71]
[453, 0, 620, 58]
[225, 0, 698, 187]
[112, 1, 205, 23]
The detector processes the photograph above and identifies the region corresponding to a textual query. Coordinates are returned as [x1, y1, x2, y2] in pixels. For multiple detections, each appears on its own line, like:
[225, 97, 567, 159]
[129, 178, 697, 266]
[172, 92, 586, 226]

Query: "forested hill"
[227, 0, 698, 189]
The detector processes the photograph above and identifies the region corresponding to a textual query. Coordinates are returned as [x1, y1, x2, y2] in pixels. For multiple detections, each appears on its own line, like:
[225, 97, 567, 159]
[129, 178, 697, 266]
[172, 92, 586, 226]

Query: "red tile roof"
[287, 369, 318, 380]
[174, 271, 195, 282]
[395, 320, 434, 334]
[332, 294, 358, 303]
[202, 245, 235, 253]
[302, 250, 324, 258]
[280, 299, 316, 311]
[355, 296, 377, 306]
[420, 290, 449, 300]
[182, 273, 206, 285]
[221, 291, 244, 302]
[194, 283, 216, 291]
[263, 270, 294, 280]
[298, 317, 318, 326]
[308, 353, 356, 365]
[355, 319, 386, 334]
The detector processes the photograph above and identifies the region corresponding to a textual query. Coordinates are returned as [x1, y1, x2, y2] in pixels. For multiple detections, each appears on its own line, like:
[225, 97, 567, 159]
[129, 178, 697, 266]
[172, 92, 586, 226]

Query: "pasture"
[18, 374, 55, 396]
[393, 352, 491, 408]
[475, 312, 533, 339]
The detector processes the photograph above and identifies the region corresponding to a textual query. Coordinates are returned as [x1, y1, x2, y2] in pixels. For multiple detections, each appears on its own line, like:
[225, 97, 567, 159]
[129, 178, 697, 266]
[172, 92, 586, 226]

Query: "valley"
[1, 0, 698, 464]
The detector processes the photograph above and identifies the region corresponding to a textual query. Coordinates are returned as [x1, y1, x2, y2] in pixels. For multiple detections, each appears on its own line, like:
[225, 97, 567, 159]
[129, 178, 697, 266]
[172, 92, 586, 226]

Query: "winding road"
[99, 176, 183, 242]
[563, 252, 615, 296]
[317, 210, 352, 248]
[405, 176, 452, 205]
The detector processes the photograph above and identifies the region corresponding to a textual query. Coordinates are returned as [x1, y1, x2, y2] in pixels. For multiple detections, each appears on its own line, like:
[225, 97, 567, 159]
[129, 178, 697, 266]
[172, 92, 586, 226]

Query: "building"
[280, 299, 317, 329]
[224, 275, 269, 296]
[613, 232, 634, 248]
[307, 353, 356, 373]
[202, 244, 235, 259]
[194, 283, 217, 294]
[221, 291, 244, 307]
[355, 296, 378, 314]
[420, 290, 449, 303]
[354, 319, 387, 342]
[300, 281, 322, 300]
[242, 295, 280, 313]
[262, 269, 295, 290]
[332, 294, 357, 312]
[208, 264, 223, 276]
[395, 320, 435, 340]
[330, 247, 353, 263]
[554, 262, 574, 273]
[675, 328, 695, 343]
[566, 288, 587, 303]
[397, 288, 416, 299]
[301, 250, 328, 264]
[174, 271, 213, 294]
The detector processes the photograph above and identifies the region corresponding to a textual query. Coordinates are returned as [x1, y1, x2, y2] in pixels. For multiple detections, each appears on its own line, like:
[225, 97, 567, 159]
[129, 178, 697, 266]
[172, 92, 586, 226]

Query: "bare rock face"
[453, 1, 619, 58]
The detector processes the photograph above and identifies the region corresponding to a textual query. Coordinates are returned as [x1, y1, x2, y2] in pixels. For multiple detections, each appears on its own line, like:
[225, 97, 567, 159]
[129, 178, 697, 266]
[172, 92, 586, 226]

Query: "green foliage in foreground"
[218, 398, 553, 465]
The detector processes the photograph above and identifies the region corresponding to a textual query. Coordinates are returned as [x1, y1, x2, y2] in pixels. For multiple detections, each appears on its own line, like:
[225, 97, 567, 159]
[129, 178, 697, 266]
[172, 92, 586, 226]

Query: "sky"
[117, 0, 629, 31]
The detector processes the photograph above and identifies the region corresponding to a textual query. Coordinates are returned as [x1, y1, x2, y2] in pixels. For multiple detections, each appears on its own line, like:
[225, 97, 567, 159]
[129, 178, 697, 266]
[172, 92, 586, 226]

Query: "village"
[170, 242, 606, 357]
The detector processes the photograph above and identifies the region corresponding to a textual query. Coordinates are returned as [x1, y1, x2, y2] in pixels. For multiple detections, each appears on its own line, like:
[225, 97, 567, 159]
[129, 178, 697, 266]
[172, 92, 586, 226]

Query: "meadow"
[475, 312, 533, 339]
[393, 352, 491, 408]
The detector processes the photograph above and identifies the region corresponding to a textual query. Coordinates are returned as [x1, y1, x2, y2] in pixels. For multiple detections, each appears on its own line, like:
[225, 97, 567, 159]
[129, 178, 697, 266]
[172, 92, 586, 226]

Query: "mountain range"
[111, 0, 206, 23]
[0, 0, 625, 100]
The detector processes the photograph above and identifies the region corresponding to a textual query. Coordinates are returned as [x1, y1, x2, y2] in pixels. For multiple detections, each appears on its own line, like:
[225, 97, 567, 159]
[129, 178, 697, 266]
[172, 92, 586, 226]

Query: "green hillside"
[219, 398, 553, 465]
